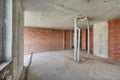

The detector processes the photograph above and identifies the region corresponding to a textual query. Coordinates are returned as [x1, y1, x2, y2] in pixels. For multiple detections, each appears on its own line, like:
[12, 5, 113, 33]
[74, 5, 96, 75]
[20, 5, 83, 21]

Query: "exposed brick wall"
[109, 19, 120, 61]
[81, 29, 87, 50]
[24, 27, 70, 54]
[90, 29, 93, 51]
[81, 29, 93, 51]
[65, 31, 70, 49]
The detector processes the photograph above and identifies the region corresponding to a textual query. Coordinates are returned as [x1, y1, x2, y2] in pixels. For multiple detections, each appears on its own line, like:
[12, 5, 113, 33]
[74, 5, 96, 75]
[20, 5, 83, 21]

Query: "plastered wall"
[90, 29, 93, 51]
[93, 21, 108, 58]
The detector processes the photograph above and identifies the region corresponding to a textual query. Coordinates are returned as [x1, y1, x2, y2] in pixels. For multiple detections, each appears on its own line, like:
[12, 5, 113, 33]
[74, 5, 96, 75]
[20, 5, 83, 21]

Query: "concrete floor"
[24, 50, 120, 80]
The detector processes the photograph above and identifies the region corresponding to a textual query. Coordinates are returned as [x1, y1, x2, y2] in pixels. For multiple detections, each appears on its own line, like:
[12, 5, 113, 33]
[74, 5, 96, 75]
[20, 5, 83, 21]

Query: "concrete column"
[74, 18, 77, 61]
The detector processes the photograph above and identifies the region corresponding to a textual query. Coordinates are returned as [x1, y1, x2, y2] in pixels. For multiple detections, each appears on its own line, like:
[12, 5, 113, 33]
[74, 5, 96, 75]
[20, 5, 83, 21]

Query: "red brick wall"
[81, 29, 87, 50]
[65, 31, 70, 49]
[24, 27, 70, 54]
[109, 19, 120, 61]
[90, 29, 93, 51]
[81, 29, 93, 51]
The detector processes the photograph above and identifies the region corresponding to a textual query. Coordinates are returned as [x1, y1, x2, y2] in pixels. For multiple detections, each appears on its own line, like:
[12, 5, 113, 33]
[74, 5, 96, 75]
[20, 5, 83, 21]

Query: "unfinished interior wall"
[0, 0, 24, 80]
[90, 29, 93, 52]
[81, 29, 87, 50]
[93, 21, 108, 58]
[109, 19, 120, 61]
[24, 27, 70, 54]
[70, 31, 73, 49]
[81, 29, 93, 52]
[65, 31, 70, 49]
[0, 0, 3, 62]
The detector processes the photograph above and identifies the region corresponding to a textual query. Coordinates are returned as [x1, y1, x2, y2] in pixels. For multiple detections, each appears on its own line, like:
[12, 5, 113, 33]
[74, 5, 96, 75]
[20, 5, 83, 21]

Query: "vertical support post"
[74, 18, 77, 61]
[77, 28, 81, 62]
[87, 17, 90, 60]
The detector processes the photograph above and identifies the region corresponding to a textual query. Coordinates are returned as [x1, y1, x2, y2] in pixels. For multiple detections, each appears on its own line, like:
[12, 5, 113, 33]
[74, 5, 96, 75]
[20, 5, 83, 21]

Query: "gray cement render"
[24, 50, 120, 80]
[12, 0, 24, 80]
[23, 0, 120, 29]
[93, 21, 108, 58]
[0, 0, 120, 80]
[0, 0, 3, 62]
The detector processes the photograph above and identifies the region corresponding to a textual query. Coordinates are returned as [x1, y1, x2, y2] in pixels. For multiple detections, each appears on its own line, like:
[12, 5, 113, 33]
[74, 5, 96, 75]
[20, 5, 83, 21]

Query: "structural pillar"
[74, 18, 77, 61]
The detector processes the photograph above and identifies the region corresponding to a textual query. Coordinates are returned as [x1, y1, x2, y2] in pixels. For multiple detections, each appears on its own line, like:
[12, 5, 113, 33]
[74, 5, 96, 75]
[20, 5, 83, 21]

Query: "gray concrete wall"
[0, 0, 24, 80]
[0, 0, 3, 62]
[93, 21, 108, 58]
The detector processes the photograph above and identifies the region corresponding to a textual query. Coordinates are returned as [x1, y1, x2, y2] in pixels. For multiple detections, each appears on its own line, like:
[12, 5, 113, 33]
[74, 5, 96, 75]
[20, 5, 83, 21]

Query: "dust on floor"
[24, 50, 120, 80]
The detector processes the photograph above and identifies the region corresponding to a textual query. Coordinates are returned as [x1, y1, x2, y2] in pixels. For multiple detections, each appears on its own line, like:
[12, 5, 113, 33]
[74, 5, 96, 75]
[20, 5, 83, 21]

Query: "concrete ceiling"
[23, 0, 120, 30]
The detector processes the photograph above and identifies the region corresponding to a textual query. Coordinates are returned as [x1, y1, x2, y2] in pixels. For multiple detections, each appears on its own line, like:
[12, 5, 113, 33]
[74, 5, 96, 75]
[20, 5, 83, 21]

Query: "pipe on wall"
[74, 16, 91, 62]
[77, 28, 81, 62]
[74, 18, 77, 61]
[87, 17, 90, 60]
[74, 17, 81, 62]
